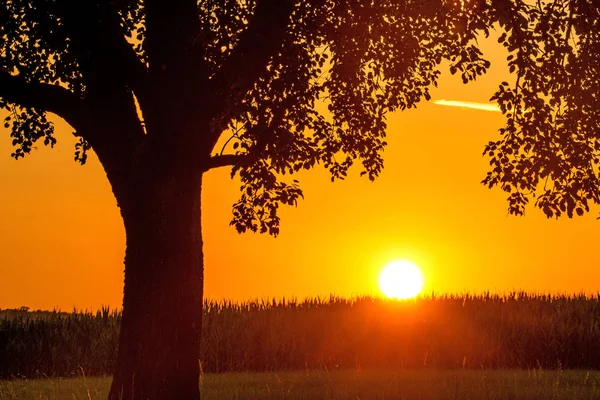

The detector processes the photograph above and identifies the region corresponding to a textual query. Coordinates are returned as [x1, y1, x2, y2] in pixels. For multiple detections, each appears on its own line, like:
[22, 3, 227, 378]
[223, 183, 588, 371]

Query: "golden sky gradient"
[1, 34, 598, 311]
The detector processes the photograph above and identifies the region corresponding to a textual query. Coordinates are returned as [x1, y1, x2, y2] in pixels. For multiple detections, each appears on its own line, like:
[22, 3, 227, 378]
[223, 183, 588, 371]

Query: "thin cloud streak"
[434, 99, 501, 113]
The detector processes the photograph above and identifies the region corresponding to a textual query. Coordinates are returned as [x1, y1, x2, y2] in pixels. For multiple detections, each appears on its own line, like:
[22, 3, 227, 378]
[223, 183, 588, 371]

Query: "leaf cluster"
[483, 0, 600, 218]
[226, 0, 494, 235]
[0, 0, 142, 161]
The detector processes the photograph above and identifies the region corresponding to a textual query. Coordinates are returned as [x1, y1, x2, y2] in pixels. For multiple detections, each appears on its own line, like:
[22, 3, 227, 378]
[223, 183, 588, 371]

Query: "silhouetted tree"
[483, 0, 600, 218]
[0, 0, 498, 398]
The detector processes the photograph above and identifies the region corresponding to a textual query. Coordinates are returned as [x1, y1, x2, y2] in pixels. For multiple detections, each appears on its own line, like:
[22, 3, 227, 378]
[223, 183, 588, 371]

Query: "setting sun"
[379, 260, 424, 300]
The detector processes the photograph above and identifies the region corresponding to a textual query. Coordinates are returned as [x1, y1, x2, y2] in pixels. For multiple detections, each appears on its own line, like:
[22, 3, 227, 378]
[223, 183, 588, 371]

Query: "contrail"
[433, 99, 501, 113]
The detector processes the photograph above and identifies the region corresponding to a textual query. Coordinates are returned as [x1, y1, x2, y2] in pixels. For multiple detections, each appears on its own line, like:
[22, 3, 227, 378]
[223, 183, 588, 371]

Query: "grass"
[1, 368, 600, 399]
[5, 293, 600, 378]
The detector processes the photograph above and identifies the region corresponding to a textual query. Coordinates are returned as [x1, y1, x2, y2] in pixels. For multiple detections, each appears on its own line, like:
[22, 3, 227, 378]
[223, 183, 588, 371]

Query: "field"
[2, 369, 600, 400]
[3, 294, 600, 379]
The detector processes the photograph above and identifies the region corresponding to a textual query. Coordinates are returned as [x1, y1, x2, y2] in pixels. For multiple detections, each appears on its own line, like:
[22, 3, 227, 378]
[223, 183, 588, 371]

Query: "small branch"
[220, 122, 245, 155]
[0, 69, 85, 130]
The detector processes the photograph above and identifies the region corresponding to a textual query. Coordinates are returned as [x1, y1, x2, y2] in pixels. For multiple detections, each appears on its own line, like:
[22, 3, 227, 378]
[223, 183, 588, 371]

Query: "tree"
[1, 0, 496, 398]
[483, 0, 600, 218]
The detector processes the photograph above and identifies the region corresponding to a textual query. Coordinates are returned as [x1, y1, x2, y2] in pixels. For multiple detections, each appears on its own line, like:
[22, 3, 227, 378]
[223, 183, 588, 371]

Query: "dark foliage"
[483, 0, 600, 218]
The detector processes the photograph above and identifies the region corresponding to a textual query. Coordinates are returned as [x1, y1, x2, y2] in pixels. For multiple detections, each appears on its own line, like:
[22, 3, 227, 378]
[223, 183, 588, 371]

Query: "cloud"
[433, 99, 501, 113]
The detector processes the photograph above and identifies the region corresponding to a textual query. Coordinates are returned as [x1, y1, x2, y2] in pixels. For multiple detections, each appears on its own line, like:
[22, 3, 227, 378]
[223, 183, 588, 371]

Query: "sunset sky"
[1, 32, 598, 311]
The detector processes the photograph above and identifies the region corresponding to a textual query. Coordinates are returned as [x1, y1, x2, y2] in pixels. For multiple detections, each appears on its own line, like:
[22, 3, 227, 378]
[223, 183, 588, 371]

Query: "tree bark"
[108, 165, 204, 400]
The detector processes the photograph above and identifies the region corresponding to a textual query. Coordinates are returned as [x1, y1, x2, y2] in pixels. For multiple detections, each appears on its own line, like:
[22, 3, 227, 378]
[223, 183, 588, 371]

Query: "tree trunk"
[108, 166, 204, 400]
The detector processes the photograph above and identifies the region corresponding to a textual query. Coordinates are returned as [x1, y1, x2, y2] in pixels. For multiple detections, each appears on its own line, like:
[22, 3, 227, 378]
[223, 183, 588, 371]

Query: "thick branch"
[52, 1, 147, 173]
[206, 154, 246, 171]
[145, 0, 202, 74]
[209, 0, 295, 113]
[0, 69, 85, 130]
[0, 68, 142, 190]
[142, 0, 213, 141]
[98, 5, 150, 103]
[197, 0, 295, 156]
[56, 1, 150, 109]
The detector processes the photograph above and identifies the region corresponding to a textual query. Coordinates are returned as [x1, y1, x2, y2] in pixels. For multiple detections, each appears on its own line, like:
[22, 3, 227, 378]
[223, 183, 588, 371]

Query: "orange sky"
[1, 34, 599, 311]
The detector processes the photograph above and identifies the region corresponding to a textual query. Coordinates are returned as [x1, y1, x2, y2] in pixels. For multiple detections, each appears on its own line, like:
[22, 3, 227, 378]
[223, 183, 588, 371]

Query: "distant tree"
[0, 0, 499, 399]
[483, 0, 600, 218]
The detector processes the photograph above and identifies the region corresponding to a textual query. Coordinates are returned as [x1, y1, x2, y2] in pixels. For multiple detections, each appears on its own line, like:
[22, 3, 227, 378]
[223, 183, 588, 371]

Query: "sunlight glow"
[379, 260, 424, 300]
[434, 99, 501, 112]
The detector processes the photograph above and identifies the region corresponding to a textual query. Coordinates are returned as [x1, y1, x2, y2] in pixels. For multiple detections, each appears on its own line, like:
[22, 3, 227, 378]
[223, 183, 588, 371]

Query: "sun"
[379, 260, 424, 299]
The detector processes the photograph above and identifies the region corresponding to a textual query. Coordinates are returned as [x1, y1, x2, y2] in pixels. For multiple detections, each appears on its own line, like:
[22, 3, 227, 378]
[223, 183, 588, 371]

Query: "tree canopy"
[0, 0, 499, 233]
[2, 1, 599, 222]
[483, 0, 600, 218]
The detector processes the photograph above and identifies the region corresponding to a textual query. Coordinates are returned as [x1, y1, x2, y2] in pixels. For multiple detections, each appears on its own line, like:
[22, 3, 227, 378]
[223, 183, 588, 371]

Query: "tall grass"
[2, 293, 600, 378]
[0, 308, 119, 378]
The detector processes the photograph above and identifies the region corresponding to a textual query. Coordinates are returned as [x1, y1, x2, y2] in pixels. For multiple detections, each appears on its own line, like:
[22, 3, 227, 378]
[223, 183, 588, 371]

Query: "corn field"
[2, 293, 600, 379]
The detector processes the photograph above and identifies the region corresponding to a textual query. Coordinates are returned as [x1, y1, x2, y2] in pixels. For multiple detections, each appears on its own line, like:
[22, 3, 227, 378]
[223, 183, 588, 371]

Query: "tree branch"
[197, 0, 296, 157]
[56, 1, 150, 109]
[52, 1, 147, 169]
[0, 69, 85, 130]
[209, 0, 295, 115]
[144, 0, 202, 74]
[206, 154, 246, 170]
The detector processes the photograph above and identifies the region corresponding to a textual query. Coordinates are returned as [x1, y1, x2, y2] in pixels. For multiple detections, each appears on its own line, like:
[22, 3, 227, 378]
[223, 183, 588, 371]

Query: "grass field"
[1, 369, 600, 400]
[4, 294, 600, 378]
